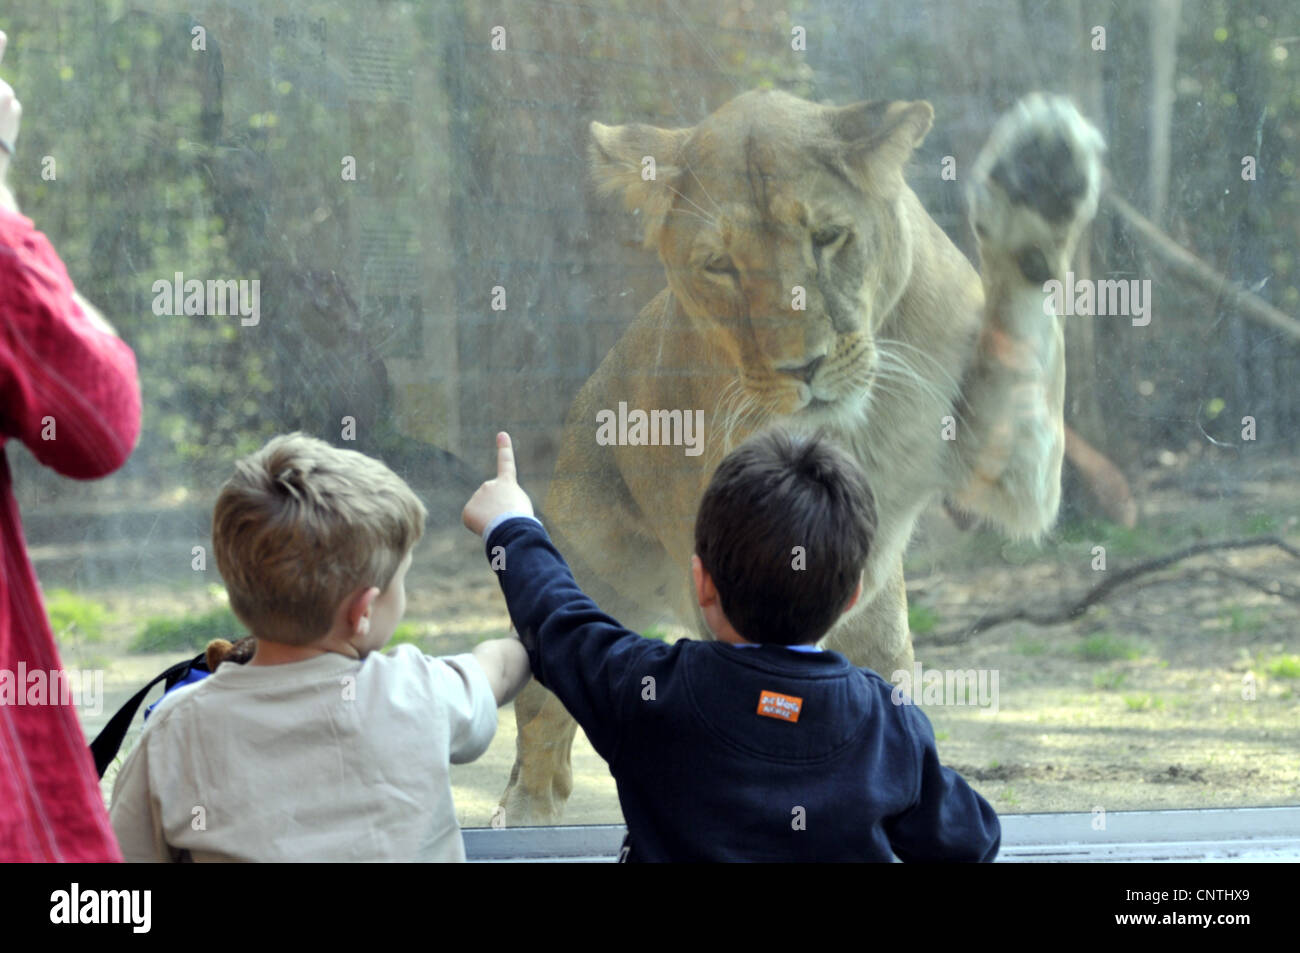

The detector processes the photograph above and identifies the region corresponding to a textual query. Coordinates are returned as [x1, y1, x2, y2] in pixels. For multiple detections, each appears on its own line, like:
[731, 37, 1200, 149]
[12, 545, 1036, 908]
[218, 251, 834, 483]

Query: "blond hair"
[213, 433, 427, 645]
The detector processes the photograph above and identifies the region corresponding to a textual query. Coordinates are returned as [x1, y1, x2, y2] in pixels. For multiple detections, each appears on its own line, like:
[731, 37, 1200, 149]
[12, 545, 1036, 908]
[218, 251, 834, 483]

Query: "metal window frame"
[463, 807, 1300, 862]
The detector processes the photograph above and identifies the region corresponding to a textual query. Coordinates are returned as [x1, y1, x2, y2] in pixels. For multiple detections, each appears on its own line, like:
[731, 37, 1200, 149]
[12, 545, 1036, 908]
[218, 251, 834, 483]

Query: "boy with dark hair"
[463, 427, 999, 862]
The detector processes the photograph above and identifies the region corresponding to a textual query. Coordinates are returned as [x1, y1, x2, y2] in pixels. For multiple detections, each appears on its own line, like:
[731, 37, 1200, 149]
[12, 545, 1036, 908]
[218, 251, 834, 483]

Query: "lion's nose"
[780, 355, 825, 384]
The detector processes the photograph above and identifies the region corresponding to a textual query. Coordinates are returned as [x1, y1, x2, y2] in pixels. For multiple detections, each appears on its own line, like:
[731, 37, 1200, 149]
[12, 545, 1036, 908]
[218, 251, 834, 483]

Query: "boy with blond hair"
[111, 433, 530, 862]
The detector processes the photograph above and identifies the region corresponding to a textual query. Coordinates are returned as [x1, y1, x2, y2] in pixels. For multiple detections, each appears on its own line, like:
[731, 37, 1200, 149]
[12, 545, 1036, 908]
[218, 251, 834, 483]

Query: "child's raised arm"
[472, 630, 531, 706]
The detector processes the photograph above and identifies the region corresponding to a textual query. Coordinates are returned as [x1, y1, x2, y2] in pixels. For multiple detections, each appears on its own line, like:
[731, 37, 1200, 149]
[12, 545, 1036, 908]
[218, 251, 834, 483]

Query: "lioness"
[497, 89, 1103, 825]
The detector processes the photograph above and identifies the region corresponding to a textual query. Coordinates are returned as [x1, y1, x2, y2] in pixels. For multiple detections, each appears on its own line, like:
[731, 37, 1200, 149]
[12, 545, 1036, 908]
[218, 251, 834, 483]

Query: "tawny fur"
[499, 89, 1104, 825]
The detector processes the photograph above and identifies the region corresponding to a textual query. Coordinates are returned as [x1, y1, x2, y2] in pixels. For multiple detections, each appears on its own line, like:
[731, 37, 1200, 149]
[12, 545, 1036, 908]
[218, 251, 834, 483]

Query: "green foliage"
[3, 0, 1297, 521]
[1243, 513, 1278, 535]
[386, 622, 426, 649]
[1013, 634, 1048, 657]
[1123, 694, 1164, 712]
[642, 626, 670, 642]
[1073, 632, 1143, 662]
[1265, 654, 1300, 679]
[130, 606, 245, 653]
[1058, 519, 1151, 558]
[1093, 669, 1130, 691]
[45, 589, 110, 644]
[1224, 604, 1266, 634]
[908, 604, 940, 635]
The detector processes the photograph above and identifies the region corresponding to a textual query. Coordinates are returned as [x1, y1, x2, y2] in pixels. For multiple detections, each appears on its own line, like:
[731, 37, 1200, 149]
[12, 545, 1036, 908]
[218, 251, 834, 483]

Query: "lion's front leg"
[822, 557, 913, 679]
[495, 679, 579, 827]
[949, 95, 1105, 538]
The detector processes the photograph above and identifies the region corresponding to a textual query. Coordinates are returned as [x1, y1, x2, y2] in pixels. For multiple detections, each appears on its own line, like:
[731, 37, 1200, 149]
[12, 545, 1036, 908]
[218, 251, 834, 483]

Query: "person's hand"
[0, 32, 21, 182]
[462, 432, 534, 536]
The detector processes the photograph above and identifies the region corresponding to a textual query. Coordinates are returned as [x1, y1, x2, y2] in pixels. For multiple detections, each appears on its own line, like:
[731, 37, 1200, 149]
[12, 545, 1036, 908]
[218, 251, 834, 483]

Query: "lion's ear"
[831, 99, 934, 172]
[590, 120, 693, 247]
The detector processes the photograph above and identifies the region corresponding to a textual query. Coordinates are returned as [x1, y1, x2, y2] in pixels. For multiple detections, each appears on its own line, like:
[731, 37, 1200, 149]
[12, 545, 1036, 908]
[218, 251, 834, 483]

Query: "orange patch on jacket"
[757, 690, 803, 723]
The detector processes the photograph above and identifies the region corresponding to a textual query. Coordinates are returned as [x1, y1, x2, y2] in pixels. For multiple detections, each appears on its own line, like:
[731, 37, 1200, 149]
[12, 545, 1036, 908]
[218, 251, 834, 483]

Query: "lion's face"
[591, 89, 933, 425]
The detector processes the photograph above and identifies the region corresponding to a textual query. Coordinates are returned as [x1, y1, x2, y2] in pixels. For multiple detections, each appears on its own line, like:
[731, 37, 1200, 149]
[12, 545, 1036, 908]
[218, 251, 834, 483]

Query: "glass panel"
[4, 0, 1295, 839]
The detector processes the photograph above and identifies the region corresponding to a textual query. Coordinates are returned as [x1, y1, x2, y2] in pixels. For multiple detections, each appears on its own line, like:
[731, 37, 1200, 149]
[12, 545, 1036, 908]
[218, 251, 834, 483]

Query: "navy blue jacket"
[486, 517, 1001, 862]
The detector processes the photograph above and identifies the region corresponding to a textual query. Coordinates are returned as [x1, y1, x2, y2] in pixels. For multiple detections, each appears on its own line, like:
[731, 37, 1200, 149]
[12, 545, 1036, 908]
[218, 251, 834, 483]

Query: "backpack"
[89, 651, 210, 778]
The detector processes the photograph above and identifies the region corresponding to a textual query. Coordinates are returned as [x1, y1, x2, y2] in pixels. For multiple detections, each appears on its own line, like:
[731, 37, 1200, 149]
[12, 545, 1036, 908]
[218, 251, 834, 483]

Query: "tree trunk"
[1147, 0, 1181, 226]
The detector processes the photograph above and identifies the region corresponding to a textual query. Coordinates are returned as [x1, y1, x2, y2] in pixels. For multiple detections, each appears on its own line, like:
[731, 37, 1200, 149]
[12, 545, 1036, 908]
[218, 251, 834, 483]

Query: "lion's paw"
[968, 94, 1105, 282]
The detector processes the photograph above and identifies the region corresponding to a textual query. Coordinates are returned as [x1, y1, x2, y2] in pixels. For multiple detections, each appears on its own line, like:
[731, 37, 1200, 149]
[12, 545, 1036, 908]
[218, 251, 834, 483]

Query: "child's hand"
[462, 431, 534, 536]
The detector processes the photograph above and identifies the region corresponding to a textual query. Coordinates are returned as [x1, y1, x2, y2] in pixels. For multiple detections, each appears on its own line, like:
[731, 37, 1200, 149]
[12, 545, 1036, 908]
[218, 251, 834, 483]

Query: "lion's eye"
[703, 255, 738, 276]
[812, 226, 848, 250]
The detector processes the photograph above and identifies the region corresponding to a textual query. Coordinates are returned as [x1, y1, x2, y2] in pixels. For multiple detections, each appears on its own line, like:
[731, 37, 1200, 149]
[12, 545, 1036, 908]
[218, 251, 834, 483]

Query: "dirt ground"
[83, 456, 1300, 828]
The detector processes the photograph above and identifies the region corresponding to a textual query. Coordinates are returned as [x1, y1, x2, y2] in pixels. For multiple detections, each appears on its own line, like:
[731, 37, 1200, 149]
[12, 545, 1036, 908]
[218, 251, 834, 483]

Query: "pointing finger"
[496, 431, 517, 483]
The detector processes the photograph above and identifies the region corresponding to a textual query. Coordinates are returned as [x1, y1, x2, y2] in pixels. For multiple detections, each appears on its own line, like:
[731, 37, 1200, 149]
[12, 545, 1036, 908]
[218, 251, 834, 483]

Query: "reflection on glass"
[3, 0, 1295, 835]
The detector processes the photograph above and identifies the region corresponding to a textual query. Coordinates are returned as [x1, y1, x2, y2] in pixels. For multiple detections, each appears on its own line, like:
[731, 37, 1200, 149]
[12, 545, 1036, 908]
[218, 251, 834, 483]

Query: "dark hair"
[693, 427, 876, 645]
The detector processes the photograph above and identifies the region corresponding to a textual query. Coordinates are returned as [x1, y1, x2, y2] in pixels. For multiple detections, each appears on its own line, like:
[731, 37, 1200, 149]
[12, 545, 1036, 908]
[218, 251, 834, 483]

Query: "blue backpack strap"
[144, 665, 210, 719]
[90, 651, 207, 778]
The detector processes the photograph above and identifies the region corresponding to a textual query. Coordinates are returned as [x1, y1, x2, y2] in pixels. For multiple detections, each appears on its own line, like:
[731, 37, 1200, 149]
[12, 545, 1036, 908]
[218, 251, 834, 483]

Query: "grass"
[1242, 513, 1278, 535]
[1224, 604, 1266, 634]
[1057, 518, 1153, 559]
[46, 589, 110, 644]
[942, 500, 1297, 579]
[1093, 669, 1130, 691]
[908, 604, 940, 635]
[1072, 632, 1143, 663]
[1123, 694, 1164, 712]
[1013, 634, 1048, 657]
[643, 625, 671, 642]
[130, 605, 245, 653]
[386, 622, 425, 648]
[1264, 654, 1300, 679]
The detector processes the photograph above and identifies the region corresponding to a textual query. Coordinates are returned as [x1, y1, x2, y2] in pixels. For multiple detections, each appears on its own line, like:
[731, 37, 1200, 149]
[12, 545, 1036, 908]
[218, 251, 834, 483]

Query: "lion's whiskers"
[653, 291, 673, 367]
[665, 207, 720, 230]
[712, 378, 746, 450]
[713, 378, 776, 454]
[683, 162, 723, 219]
[872, 345, 960, 422]
[710, 378, 738, 437]
[665, 184, 721, 229]
[876, 338, 963, 398]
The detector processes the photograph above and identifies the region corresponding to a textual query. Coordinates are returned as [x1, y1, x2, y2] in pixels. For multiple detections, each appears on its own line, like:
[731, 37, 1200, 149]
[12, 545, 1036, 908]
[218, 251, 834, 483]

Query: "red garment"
[0, 207, 139, 861]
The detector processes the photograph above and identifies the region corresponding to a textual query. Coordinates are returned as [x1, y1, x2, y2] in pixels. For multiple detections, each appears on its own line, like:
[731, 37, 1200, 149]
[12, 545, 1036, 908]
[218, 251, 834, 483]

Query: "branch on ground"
[930, 536, 1300, 643]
